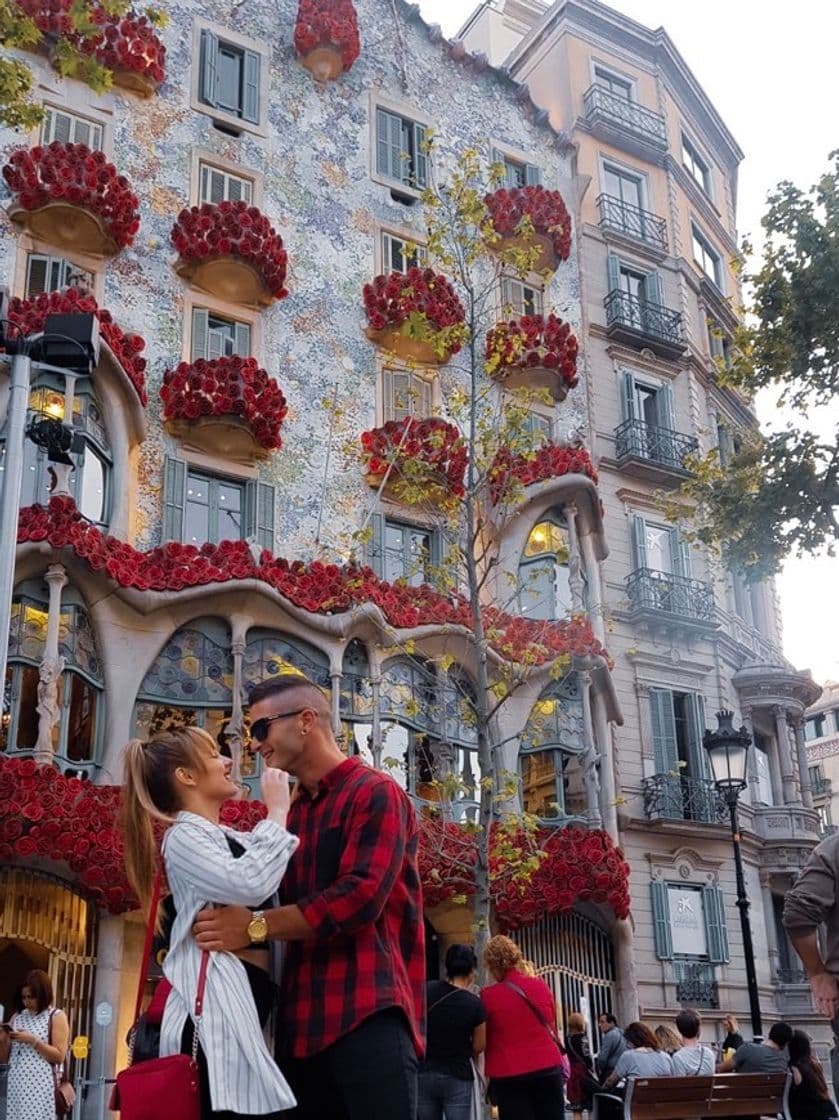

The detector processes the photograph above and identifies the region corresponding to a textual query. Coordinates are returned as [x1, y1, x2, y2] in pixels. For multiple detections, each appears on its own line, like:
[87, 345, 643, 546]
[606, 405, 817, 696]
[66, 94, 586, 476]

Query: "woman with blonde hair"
[654, 1024, 683, 1055]
[565, 1010, 596, 1120]
[480, 935, 566, 1120]
[122, 727, 299, 1119]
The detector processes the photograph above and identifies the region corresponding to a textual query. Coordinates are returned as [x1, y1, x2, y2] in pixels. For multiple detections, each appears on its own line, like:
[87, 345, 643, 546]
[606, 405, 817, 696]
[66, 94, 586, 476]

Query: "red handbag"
[110, 871, 209, 1120]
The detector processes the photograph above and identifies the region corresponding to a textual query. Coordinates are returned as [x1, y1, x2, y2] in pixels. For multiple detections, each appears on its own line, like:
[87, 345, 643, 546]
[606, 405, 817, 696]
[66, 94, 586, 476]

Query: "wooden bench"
[591, 1071, 790, 1120]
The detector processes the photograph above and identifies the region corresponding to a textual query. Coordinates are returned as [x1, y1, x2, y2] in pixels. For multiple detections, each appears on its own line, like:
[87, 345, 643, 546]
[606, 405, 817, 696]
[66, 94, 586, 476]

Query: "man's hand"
[193, 905, 251, 952]
[809, 970, 839, 1019]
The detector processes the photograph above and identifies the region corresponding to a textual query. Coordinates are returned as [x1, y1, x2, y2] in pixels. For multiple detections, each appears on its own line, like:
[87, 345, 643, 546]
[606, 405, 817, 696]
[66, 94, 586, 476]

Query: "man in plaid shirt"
[194, 675, 425, 1119]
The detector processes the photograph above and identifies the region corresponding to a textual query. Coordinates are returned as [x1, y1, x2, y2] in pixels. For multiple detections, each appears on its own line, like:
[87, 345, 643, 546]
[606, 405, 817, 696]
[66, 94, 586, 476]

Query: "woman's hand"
[9, 1030, 38, 1046]
[261, 768, 291, 826]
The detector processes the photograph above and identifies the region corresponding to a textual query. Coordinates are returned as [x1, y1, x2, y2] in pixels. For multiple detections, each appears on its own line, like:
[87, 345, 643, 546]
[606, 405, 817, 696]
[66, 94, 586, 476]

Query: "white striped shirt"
[159, 811, 299, 1114]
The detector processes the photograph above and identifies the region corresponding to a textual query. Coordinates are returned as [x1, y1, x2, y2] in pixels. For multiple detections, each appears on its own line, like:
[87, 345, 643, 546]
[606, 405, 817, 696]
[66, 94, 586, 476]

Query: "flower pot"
[175, 255, 274, 308]
[112, 68, 157, 98]
[494, 232, 557, 273]
[365, 325, 450, 366]
[300, 44, 344, 81]
[490, 363, 570, 402]
[167, 415, 270, 464]
[9, 200, 118, 257]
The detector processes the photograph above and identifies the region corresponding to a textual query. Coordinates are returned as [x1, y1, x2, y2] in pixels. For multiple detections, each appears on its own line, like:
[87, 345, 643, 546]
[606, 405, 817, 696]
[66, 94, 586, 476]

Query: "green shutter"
[703, 885, 730, 963]
[366, 512, 385, 575]
[631, 515, 648, 569]
[651, 880, 673, 960]
[245, 481, 275, 551]
[685, 693, 710, 781]
[657, 384, 675, 430]
[650, 688, 679, 775]
[199, 30, 218, 107]
[376, 108, 403, 182]
[524, 163, 541, 186]
[491, 146, 505, 172]
[233, 321, 251, 357]
[412, 122, 428, 188]
[242, 50, 260, 123]
[162, 457, 186, 541]
[607, 253, 621, 293]
[621, 371, 636, 421]
[672, 529, 691, 578]
[646, 270, 664, 307]
[428, 529, 442, 570]
[191, 308, 209, 362]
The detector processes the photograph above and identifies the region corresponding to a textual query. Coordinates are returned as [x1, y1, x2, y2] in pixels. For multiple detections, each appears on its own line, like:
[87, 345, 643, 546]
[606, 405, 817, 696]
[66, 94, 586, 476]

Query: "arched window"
[133, 618, 233, 743]
[519, 674, 585, 822]
[1, 585, 103, 777]
[7, 377, 112, 526]
[518, 516, 578, 620]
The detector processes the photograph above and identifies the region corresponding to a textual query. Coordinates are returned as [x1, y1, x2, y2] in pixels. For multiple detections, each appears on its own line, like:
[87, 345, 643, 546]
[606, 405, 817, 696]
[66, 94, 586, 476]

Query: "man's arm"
[782, 840, 839, 1018]
[788, 929, 839, 1018]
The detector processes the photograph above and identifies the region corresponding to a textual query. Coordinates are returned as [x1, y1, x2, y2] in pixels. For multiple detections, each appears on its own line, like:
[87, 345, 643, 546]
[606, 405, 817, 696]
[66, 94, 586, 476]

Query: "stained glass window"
[520, 674, 585, 821]
[340, 639, 373, 719]
[243, 630, 331, 691]
[138, 620, 234, 705]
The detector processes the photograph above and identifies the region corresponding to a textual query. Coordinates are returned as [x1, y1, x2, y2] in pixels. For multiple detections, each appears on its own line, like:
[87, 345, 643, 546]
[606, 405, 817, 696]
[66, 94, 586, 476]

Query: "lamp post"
[703, 709, 763, 1042]
[0, 296, 99, 694]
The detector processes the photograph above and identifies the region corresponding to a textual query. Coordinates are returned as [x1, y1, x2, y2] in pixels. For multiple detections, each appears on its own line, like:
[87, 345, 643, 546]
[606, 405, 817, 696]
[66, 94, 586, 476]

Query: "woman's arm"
[603, 1052, 628, 1091]
[472, 1022, 486, 1057]
[12, 1010, 68, 1065]
[165, 820, 298, 907]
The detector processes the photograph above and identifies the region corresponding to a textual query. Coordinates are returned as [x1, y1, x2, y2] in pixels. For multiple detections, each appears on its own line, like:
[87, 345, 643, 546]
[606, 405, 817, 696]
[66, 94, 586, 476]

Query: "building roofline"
[503, 0, 744, 166]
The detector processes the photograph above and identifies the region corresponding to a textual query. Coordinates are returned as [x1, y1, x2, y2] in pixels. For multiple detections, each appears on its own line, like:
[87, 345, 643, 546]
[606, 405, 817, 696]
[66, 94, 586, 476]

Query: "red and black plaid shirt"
[279, 756, 426, 1059]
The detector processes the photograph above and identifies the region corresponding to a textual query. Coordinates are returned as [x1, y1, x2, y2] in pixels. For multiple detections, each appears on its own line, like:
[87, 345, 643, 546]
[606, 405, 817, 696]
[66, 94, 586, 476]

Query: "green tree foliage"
[679, 153, 839, 579]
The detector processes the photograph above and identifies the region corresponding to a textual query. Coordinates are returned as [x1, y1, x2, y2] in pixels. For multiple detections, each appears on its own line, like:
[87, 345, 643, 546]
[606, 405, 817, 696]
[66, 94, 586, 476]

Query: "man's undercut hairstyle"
[247, 674, 331, 720]
[676, 1009, 701, 1039]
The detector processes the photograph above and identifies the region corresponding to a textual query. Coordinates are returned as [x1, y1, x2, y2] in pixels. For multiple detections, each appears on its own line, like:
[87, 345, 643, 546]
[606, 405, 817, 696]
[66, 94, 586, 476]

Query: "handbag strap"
[428, 987, 461, 1015]
[133, 867, 164, 1026]
[503, 980, 563, 1051]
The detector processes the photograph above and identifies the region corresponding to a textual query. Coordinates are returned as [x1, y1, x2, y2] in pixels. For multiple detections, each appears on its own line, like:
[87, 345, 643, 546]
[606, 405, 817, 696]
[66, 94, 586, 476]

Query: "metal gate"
[0, 867, 97, 1045]
[517, 909, 616, 1033]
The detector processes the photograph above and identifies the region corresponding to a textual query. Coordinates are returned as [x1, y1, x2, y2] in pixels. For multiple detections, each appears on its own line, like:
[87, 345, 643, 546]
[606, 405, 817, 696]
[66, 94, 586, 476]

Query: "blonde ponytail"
[120, 727, 215, 919]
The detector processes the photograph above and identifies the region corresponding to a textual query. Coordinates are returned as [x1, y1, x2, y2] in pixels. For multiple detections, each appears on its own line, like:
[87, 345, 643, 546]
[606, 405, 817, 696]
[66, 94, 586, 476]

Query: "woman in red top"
[480, 935, 566, 1120]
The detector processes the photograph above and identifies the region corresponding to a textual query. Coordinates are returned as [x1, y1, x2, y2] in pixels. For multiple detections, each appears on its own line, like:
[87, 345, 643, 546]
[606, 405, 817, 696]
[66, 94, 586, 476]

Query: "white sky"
[418, 0, 839, 686]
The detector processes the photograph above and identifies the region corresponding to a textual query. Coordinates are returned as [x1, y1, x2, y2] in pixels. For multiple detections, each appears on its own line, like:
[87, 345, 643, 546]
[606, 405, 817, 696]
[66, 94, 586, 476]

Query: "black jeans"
[280, 1008, 418, 1120]
[490, 1067, 565, 1120]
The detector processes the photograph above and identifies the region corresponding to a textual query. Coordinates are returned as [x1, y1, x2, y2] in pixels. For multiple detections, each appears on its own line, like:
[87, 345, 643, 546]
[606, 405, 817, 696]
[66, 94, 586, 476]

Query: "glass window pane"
[522, 751, 562, 817]
[217, 481, 242, 540]
[66, 673, 96, 761]
[15, 665, 40, 749]
[645, 524, 674, 573]
[185, 475, 210, 545]
[79, 448, 106, 523]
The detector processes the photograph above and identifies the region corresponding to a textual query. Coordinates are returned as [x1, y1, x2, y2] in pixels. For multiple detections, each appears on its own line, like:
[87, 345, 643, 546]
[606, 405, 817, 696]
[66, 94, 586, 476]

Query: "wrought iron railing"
[674, 961, 719, 1008]
[615, 419, 698, 472]
[820, 823, 838, 840]
[583, 84, 668, 147]
[775, 967, 808, 985]
[597, 193, 668, 251]
[643, 773, 726, 824]
[812, 775, 832, 797]
[627, 568, 715, 622]
[604, 289, 685, 349]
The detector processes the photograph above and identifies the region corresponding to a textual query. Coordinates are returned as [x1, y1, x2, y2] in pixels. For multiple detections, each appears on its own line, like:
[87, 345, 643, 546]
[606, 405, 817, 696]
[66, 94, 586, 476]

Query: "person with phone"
[5, 969, 69, 1120]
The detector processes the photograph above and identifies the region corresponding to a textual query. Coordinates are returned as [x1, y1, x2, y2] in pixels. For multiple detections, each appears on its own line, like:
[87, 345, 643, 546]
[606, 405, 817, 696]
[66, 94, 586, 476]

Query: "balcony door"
[621, 372, 675, 461]
[649, 688, 713, 820]
[607, 254, 664, 332]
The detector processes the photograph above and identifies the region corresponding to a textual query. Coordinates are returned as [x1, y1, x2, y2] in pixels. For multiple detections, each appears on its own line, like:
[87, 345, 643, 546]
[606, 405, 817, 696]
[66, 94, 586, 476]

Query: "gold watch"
[246, 910, 268, 943]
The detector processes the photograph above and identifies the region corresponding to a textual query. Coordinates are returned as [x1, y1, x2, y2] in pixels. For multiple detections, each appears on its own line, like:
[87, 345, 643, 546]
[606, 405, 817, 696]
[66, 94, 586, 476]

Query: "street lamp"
[703, 709, 763, 1042]
[0, 290, 99, 694]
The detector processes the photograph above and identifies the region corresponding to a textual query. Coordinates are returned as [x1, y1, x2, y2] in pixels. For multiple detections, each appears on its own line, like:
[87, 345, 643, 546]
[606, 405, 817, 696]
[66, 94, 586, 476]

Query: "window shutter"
[242, 50, 260, 123]
[226, 173, 243, 202]
[491, 146, 505, 171]
[245, 480, 275, 551]
[25, 255, 50, 298]
[672, 529, 692, 578]
[191, 308, 209, 361]
[606, 253, 621, 293]
[376, 108, 403, 182]
[416, 373, 432, 416]
[649, 688, 679, 775]
[650, 880, 674, 960]
[44, 108, 73, 144]
[412, 122, 428, 188]
[162, 457, 187, 541]
[646, 270, 664, 307]
[428, 529, 442, 570]
[657, 383, 675, 430]
[366, 512, 385, 575]
[620, 371, 636, 421]
[73, 117, 91, 147]
[631, 515, 648, 569]
[207, 329, 227, 360]
[524, 163, 541, 186]
[207, 166, 225, 203]
[199, 30, 219, 107]
[387, 371, 410, 421]
[703, 885, 730, 963]
[684, 692, 710, 782]
[233, 322, 251, 357]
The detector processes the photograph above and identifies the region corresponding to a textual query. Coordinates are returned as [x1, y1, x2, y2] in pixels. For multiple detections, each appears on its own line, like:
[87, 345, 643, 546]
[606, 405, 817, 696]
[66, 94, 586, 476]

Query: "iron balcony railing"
[597, 193, 668, 251]
[615, 419, 698, 472]
[643, 773, 726, 825]
[775, 967, 808, 986]
[820, 823, 839, 840]
[604, 289, 685, 349]
[583, 84, 668, 148]
[674, 961, 719, 1009]
[811, 775, 832, 797]
[627, 568, 715, 623]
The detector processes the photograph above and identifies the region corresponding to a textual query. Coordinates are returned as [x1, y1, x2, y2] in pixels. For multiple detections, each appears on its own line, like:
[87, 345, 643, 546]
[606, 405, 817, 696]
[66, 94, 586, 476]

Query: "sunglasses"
[250, 708, 309, 742]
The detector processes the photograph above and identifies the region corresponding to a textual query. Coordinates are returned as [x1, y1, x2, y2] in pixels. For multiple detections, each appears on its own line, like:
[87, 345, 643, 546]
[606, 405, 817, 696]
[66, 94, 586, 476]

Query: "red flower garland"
[294, 0, 360, 73]
[484, 185, 572, 263]
[0, 756, 630, 922]
[361, 418, 467, 500]
[363, 268, 467, 356]
[5, 288, 147, 406]
[3, 142, 140, 250]
[17, 497, 611, 668]
[489, 444, 598, 505]
[171, 202, 289, 302]
[486, 314, 579, 390]
[161, 356, 287, 452]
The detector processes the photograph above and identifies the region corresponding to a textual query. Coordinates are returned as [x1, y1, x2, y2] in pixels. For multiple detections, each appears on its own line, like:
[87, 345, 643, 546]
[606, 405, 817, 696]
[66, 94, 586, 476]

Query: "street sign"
[71, 1035, 89, 1060]
[94, 1001, 113, 1027]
